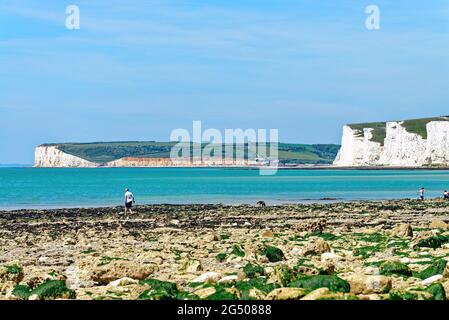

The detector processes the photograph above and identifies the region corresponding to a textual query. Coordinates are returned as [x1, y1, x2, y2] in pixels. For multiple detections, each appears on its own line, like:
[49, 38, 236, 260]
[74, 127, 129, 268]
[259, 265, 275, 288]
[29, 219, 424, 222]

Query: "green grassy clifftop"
[40, 142, 340, 165]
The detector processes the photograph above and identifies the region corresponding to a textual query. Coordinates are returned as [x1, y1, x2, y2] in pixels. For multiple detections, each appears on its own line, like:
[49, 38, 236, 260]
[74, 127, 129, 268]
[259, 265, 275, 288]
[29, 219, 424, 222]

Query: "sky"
[0, 0, 448, 164]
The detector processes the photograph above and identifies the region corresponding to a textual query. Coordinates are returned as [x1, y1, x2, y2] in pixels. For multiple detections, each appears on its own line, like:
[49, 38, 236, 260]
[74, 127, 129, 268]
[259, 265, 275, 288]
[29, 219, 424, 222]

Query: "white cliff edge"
[34, 146, 98, 168]
[334, 121, 449, 167]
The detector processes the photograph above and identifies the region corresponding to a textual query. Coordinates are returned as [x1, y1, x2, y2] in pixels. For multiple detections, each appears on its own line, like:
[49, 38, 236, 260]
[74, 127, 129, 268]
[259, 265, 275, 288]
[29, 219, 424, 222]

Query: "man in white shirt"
[124, 188, 135, 214]
[419, 187, 425, 201]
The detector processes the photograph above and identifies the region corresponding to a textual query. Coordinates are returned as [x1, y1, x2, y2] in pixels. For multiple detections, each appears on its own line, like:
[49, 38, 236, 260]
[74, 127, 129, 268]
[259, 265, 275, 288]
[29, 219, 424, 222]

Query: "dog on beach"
[256, 200, 266, 207]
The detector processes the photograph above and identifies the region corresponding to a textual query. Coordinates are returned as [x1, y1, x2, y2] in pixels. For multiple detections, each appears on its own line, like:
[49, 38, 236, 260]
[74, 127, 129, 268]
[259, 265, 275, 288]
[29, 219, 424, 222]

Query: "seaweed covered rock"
[91, 260, 157, 284]
[243, 263, 265, 278]
[342, 273, 391, 294]
[273, 265, 298, 286]
[413, 235, 449, 249]
[257, 245, 284, 263]
[379, 261, 412, 277]
[389, 283, 446, 300]
[12, 280, 75, 300]
[266, 287, 307, 300]
[414, 259, 447, 280]
[289, 275, 350, 293]
[300, 238, 331, 256]
[138, 279, 184, 300]
[0, 263, 24, 284]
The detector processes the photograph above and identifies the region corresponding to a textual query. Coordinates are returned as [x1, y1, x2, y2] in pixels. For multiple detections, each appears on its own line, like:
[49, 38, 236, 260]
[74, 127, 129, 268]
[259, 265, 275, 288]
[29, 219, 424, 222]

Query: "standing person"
[444, 190, 449, 200]
[124, 188, 135, 214]
[419, 187, 425, 201]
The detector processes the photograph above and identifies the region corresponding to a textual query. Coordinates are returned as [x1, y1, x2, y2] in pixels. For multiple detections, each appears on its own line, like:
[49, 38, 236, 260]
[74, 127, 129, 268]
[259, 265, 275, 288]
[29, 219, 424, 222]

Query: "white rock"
[365, 266, 380, 275]
[109, 277, 139, 287]
[218, 275, 239, 284]
[422, 275, 443, 286]
[321, 252, 343, 263]
[400, 257, 411, 264]
[193, 272, 221, 284]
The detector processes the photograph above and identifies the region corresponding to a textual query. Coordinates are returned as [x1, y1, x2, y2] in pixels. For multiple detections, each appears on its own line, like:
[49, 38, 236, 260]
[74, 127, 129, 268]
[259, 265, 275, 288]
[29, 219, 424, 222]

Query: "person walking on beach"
[124, 188, 135, 214]
[419, 187, 425, 201]
[444, 190, 449, 200]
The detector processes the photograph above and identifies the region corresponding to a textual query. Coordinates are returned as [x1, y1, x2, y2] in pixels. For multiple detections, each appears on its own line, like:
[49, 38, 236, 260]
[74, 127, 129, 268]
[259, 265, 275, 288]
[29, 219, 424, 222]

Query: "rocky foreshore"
[1, 199, 449, 300]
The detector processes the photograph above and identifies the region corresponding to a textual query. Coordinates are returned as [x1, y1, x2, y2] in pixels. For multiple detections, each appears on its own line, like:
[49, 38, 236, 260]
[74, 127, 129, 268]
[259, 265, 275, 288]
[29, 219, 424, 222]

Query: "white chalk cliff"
[334, 119, 449, 167]
[34, 146, 98, 167]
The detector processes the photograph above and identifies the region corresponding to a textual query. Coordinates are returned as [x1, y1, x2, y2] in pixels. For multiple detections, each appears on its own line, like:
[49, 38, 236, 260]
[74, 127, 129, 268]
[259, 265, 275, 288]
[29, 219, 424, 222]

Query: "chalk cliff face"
[34, 146, 259, 167]
[334, 120, 449, 167]
[34, 146, 98, 168]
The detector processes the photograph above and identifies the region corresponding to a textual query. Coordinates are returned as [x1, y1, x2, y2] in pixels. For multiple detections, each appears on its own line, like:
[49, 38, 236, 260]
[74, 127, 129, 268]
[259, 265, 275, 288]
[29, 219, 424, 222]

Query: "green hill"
[40, 142, 340, 165]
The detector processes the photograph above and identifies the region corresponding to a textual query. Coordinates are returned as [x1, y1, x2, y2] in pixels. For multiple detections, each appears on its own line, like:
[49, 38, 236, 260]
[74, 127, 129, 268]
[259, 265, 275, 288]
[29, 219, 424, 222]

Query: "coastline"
[1, 199, 449, 300]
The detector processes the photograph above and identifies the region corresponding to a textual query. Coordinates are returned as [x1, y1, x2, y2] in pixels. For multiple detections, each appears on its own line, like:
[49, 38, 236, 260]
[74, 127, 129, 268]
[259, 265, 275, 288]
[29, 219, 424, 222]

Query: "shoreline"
[1, 199, 449, 300]
[3, 165, 449, 170]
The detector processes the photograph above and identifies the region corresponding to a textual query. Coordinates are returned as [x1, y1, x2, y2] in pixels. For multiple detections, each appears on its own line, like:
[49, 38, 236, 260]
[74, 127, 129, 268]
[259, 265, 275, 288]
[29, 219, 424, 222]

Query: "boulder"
[300, 238, 331, 256]
[183, 259, 203, 273]
[300, 288, 330, 300]
[422, 275, 443, 286]
[342, 273, 391, 294]
[108, 277, 139, 287]
[266, 287, 307, 300]
[390, 224, 413, 238]
[429, 220, 448, 230]
[261, 230, 274, 238]
[218, 275, 239, 284]
[91, 261, 157, 284]
[193, 272, 221, 284]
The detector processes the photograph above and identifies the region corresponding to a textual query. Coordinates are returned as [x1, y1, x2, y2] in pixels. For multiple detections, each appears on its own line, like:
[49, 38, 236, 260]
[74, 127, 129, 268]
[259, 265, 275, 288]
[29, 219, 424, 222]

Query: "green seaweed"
[216, 253, 227, 262]
[261, 246, 284, 262]
[138, 279, 180, 300]
[231, 245, 245, 257]
[425, 283, 446, 300]
[414, 259, 447, 280]
[243, 263, 265, 278]
[379, 261, 412, 277]
[4, 264, 22, 274]
[414, 235, 449, 249]
[12, 280, 75, 300]
[289, 275, 350, 293]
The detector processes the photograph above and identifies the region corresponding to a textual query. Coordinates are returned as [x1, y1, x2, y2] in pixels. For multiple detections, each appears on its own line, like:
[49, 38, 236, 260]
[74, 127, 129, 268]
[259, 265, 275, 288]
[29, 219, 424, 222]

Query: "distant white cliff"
[334, 117, 449, 167]
[34, 146, 98, 167]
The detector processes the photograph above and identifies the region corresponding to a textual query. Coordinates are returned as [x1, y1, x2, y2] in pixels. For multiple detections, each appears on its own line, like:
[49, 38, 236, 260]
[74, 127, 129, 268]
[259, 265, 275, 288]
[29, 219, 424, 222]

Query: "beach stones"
[266, 287, 307, 300]
[300, 238, 331, 256]
[91, 261, 157, 284]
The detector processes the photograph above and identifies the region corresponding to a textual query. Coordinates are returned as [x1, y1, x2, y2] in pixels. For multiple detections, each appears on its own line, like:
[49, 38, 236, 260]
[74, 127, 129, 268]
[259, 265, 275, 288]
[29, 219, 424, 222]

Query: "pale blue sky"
[0, 0, 448, 163]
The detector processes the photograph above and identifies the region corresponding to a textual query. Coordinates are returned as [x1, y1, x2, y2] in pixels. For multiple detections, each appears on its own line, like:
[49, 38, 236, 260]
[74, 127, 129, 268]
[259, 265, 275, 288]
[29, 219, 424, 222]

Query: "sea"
[1, 167, 449, 210]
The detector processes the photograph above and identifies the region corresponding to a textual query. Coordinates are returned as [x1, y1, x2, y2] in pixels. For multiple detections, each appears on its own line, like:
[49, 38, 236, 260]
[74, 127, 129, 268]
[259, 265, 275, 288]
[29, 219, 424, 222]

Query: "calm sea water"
[1, 168, 449, 209]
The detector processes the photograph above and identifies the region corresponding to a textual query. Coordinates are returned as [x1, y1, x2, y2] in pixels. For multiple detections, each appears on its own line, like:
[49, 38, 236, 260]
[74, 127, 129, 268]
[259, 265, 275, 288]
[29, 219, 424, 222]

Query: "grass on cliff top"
[40, 141, 340, 165]
[348, 116, 449, 144]
[401, 116, 449, 139]
[347, 122, 387, 145]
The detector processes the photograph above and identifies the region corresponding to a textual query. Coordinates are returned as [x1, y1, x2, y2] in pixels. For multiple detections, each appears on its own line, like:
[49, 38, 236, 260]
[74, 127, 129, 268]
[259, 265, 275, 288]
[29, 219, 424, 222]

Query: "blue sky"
[0, 0, 448, 163]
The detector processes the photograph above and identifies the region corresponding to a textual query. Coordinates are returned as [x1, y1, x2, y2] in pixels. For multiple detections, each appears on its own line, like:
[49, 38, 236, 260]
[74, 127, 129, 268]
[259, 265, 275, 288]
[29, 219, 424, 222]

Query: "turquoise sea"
[1, 168, 449, 209]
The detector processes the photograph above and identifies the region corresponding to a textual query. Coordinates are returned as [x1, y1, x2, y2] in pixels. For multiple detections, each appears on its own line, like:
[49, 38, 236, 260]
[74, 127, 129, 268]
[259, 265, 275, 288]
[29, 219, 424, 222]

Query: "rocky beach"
[1, 199, 449, 300]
